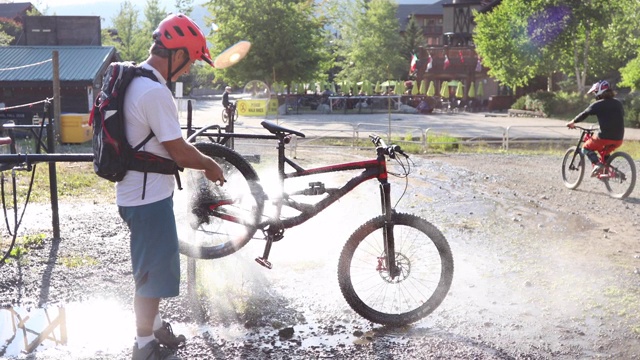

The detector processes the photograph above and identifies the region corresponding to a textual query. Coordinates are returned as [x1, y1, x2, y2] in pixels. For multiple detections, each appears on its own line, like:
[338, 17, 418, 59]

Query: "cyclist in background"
[566, 80, 625, 177]
[222, 86, 232, 111]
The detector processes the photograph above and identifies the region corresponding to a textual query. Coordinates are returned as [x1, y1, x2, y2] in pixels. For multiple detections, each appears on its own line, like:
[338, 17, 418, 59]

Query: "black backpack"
[90, 62, 182, 199]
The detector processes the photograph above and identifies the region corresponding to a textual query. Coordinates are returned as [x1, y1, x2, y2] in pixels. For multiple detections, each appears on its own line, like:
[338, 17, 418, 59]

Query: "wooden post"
[52, 51, 61, 144]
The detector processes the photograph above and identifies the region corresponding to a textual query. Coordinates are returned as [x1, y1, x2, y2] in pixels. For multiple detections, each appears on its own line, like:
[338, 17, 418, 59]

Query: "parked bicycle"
[180, 121, 454, 326]
[562, 125, 636, 199]
[221, 102, 237, 123]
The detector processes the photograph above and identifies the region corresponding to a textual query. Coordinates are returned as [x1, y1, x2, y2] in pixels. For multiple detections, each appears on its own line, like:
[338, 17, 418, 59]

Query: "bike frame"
[195, 127, 401, 275]
[265, 136, 398, 275]
[572, 127, 617, 164]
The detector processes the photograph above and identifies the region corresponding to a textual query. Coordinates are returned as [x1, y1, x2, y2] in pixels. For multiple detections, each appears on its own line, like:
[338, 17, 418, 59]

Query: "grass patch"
[7, 162, 114, 204]
[2, 233, 47, 262]
[59, 254, 99, 268]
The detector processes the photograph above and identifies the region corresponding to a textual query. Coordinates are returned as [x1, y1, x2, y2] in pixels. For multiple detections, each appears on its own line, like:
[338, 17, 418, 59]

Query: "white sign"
[175, 82, 183, 98]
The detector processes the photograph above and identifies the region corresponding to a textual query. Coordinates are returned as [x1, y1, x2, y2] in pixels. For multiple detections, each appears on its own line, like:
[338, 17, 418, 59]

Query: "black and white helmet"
[587, 80, 611, 97]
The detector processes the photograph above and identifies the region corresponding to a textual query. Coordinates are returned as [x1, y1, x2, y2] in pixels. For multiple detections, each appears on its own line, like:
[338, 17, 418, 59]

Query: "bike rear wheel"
[179, 142, 265, 259]
[337, 212, 453, 326]
[603, 152, 636, 199]
[562, 146, 585, 190]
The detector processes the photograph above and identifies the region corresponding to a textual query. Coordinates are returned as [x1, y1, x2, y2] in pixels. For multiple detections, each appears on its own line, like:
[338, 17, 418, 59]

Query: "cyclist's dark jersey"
[573, 98, 625, 140]
[222, 91, 230, 108]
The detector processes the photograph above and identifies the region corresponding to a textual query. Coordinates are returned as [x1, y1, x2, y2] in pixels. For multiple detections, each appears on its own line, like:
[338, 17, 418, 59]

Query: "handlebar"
[570, 125, 599, 132]
[369, 135, 408, 159]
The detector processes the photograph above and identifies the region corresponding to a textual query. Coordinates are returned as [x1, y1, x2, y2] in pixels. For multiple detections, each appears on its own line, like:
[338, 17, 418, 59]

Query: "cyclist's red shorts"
[584, 137, 623, 156]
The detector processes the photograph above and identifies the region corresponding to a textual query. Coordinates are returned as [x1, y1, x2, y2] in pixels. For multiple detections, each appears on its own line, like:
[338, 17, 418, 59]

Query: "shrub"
[512, 95, 527, 110]
[621, 92, 640, 128]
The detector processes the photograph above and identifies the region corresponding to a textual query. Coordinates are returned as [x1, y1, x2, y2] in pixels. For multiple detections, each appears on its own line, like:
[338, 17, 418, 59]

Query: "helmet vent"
[187, 26, 198, 36]
[173, 26, 185, 37]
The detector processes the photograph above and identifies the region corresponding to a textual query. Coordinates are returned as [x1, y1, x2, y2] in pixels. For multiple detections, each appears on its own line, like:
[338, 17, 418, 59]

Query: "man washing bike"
[566, 80, 625, 177]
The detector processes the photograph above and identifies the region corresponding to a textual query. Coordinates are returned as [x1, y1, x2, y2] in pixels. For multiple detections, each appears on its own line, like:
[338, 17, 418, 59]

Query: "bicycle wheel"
[179, 142, 265, 259]
[231, 108, 238, 122]
[561, 146, 585, 190]
[221, 109, 229, 123]
[337, 212, 454, 326]
[603, 152, 637, 199]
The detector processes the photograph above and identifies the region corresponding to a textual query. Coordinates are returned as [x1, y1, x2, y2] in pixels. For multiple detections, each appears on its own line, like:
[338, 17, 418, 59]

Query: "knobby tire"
[603, 152, 636, 199]
[179, 142, 264, 259]
[562, 146, 585, 190]
[337, 212, 453, 326]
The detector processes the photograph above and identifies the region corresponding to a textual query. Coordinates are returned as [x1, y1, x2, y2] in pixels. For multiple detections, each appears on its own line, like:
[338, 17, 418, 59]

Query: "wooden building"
[397, 0, 506, 108]
[0, 3, 117, 122]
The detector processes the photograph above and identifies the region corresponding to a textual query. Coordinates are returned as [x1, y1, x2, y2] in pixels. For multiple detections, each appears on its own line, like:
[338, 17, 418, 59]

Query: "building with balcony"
[397, 0, 509, 110]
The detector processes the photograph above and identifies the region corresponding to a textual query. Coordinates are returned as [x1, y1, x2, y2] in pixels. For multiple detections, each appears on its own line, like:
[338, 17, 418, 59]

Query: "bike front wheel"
[221, 109, 229, 123]
[603, 152, 636, 199]
[179, 142, 265, 259]
[337, 212, 454, 326]
[562, 146, 585, 190]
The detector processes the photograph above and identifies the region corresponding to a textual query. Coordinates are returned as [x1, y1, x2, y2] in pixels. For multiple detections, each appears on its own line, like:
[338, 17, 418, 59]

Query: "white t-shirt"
[116, 62, 183, 206]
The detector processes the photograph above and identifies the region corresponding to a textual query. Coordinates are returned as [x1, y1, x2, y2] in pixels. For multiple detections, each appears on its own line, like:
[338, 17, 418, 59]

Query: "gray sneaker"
[132, 339, 181, 360]
[591, 163, 604, 177]
[154, 321, 186, 350]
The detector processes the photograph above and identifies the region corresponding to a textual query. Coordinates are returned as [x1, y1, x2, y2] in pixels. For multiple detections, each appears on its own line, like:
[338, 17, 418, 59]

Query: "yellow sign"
[237, 99, 278, 116]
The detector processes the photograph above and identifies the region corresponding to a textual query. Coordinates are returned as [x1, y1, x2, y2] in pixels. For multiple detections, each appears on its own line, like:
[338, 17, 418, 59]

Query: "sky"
[34, 0, 437, 22]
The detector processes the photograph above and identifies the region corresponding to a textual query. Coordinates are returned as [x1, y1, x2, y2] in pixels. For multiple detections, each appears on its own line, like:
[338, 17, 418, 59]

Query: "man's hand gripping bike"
[179, 121, 454, 326]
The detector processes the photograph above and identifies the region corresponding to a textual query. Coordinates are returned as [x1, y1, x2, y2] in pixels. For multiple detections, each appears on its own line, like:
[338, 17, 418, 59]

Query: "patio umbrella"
[375, 81, 381, 94]
[468, 82, 475, 98]
[440, 81, 448, 97]
[395, 80, 405, 95]
[455, 81, 464, 98]
[419, 80, 427, 95]
[477, 81, 484, 98]
[427, 81, 436, 96]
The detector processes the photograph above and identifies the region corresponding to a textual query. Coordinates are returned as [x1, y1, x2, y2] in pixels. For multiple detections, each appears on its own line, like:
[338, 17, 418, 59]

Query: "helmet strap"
[167, 49, 190, 93]
[166, 49, 190, 95]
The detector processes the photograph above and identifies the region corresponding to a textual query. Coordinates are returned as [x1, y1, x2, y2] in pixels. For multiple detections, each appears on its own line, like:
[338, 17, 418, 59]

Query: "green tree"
[0, 20, 18, 46]
[614, 1, 640, 90]
[402, 15, 426, 61]
[109, 1, 147, 62]
[473, 0, 542, 90]
[174, 0, 194, 15]
[334, 0, 405, 84]
[142, 0, 167, 35]
[206, 0, 330, 90]
[474, 0, 638, 93]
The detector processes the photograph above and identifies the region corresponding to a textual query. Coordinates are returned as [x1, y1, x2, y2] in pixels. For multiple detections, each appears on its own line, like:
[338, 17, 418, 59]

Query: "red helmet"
[587, 80, 610, 97]
[153, 14, 213, 66]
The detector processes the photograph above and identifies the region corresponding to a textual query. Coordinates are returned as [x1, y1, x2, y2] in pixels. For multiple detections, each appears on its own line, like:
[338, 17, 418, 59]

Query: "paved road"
[181, 98, 640, 142]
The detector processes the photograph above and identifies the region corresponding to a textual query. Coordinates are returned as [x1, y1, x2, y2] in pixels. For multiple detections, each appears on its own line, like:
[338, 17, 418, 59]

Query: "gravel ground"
[1, 147, 639, 359]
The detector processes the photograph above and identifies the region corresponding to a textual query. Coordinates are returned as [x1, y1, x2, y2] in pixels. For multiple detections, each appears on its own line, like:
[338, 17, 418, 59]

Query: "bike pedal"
[255, 257, 273, 269]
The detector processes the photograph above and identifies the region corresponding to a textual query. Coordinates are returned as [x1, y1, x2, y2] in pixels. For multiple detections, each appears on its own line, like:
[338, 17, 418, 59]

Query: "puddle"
[0, 299, 135, 358]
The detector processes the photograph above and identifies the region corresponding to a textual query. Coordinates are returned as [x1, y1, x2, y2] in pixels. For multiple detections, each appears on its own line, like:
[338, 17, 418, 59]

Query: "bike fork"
[379, 182, 400, 279]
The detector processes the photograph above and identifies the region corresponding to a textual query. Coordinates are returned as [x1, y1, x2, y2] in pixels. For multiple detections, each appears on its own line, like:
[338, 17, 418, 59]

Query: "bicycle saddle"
[261, 121, 306, 138]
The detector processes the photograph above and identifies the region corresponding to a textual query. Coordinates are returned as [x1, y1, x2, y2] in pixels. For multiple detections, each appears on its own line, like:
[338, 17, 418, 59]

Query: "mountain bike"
[180, 120, 454, 326]
[562, 125, 636, 199]
[221, 102, 237, 124]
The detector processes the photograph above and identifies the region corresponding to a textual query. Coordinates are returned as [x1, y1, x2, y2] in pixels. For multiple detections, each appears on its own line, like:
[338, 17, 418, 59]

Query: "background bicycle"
[221, 102, 238, 123]
[562, 125, 636, 199]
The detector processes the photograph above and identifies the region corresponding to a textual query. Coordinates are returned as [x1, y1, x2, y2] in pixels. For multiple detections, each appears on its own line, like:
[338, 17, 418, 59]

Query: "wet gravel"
[1, 150, 640, 359]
